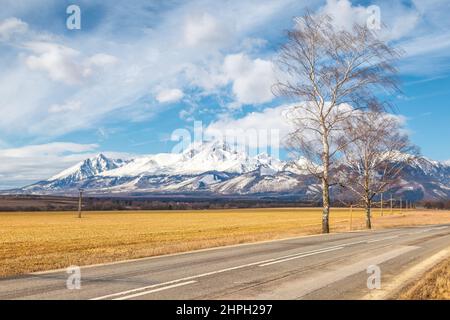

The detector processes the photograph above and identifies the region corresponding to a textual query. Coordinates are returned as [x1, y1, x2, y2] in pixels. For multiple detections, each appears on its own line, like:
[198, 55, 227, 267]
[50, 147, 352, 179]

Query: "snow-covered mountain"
[100, 141, 283, 177]
[6, 141, 450, 201]
[50, 153, 128, 181]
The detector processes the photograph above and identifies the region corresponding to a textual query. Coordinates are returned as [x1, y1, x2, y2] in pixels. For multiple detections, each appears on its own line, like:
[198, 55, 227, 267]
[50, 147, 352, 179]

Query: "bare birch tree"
[273, 12, 401, 233]
[338, 111, 417, 229]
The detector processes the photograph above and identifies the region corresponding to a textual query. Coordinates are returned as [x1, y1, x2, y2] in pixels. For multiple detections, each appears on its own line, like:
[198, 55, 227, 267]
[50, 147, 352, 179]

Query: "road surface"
[1, 224, 449, 300]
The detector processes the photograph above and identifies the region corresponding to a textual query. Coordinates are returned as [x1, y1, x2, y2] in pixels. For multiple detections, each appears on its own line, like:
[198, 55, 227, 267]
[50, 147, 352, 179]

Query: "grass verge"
[399, 257, 450, 300]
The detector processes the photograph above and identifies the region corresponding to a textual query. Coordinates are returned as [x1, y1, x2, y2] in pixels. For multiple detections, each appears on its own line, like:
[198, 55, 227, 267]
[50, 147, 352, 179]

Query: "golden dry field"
[400, 257, 450, 300]
[0, 208, 449, 277]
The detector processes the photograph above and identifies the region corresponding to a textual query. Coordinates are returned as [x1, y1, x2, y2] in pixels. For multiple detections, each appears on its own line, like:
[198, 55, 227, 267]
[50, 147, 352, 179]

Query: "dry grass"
[0, 208, 449, 277]
[399, 257, 450, 300]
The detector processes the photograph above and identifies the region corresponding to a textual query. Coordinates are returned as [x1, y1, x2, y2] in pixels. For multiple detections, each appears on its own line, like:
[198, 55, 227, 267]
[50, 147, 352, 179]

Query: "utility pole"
[380, 193, 383, 217]
[390, 195, 393, 215]
[349, 204, 353, 231]
[78, 188, 84, 218]
[400, 198, 402, 212]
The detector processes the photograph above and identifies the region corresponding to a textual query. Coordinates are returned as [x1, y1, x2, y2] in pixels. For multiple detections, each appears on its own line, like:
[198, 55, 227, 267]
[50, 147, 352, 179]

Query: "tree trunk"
[365, 199, 372, 229]
[321, 128, 330, 234]
[322, 177, 330, 233]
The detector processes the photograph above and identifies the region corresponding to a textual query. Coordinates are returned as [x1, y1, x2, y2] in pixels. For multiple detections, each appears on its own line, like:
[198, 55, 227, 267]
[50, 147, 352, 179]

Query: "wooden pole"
[390, 195, 393, 215]
[380, 193, 383, 217]
[78, 189, 83, 218]
[349, 205, 353, 231]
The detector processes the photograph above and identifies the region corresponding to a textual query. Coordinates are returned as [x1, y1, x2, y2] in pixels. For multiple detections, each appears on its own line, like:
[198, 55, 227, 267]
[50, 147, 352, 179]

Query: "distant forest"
[0, 195, 318, 211]
[0, 195, 447, 212]
[421, 200, 450, 210]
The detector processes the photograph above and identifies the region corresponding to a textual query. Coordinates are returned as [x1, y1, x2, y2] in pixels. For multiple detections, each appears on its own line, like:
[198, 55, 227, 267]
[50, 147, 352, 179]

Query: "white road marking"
[413, 226, 448, 234]
[113, 281, 197, 300]
[91, 245, 347, 300]
[248, 246, 419, 300]
[406, 226, 449, 236]
[90, 233, 410, 300]
[258, 246, 344, 267]
[366, 235, 399, 243]
[90, 281, 184, 300]
[418, 229, 432, 233]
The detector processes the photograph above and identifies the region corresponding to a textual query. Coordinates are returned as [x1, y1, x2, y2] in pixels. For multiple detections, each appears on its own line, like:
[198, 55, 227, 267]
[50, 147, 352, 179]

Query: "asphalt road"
[1, 224, 449, 300]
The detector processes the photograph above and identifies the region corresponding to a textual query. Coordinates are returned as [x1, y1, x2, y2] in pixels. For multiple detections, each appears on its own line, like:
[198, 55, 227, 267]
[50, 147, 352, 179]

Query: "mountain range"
[5, 141, 450, 201]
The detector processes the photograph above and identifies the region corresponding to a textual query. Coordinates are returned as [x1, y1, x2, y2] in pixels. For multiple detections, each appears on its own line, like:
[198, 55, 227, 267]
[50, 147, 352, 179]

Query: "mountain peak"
[48, 153, 126, 182]
[182, 140, 236, 158]
[95, 153, 108, 160]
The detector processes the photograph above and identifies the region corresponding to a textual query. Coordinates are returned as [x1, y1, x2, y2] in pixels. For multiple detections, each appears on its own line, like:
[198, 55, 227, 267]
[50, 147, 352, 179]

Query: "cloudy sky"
[0, 0, 449, 188]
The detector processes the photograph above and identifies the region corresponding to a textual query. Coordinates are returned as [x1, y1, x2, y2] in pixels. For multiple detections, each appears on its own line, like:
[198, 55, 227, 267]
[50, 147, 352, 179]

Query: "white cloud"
[0, 142, 98, 158]
[0, 142, 137, 189]
[0, 0, 443, 150]
[83, 53, 119, 77]
[24, 42, 118, 85]
[86, 53, 119, 67]
[25, 42, 86, 84]
[206, 105, 292, 150]
[183, 61, 228, 92]
[223, 53, 276, 105]
[318, 0, 419, 41]
[0, 142, 98, 188]
[0, 1, 307, 141]
[156, 88, 184, 103]
[0, 17, 28, 41]
[205, 103, 408, 153]
[319, 0, 368, 31]
[184, 12, 229, 47]
[48, 100, 81, 113]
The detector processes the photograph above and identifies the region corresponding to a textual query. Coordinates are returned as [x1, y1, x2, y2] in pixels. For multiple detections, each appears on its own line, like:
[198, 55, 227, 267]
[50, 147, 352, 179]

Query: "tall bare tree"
[338, 111, 417, 229]
[274, 12, 401, 233]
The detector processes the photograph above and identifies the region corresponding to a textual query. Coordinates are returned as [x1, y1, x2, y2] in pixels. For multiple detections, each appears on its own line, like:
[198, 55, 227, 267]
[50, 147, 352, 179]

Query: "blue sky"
[0, 0, 449, 188]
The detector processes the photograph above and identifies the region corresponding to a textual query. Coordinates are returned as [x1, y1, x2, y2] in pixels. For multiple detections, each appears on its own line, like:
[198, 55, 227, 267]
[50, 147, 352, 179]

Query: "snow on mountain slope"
[173, 141, 271, 174]
[49, 154, 128, 182]
[101, 140, 284, 177]
[282, 157, 315, 175]
[211, 169, 304, 195]
[99, 153, 182, 177]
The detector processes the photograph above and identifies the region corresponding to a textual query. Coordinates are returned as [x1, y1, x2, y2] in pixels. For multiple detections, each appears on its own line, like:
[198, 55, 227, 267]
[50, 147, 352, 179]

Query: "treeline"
[420, 200, 450, 210]
[1, 195, 447, 212]
[80, 198, 322, 211]
[0, 195, 320, 211]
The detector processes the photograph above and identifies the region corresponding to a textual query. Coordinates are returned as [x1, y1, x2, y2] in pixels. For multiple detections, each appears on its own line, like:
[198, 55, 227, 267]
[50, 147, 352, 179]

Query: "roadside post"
[78, 188, 84, 219]
[380, 193, 383, 217]
[349, 205, 353, 231]
[390, 195, 393, 215]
